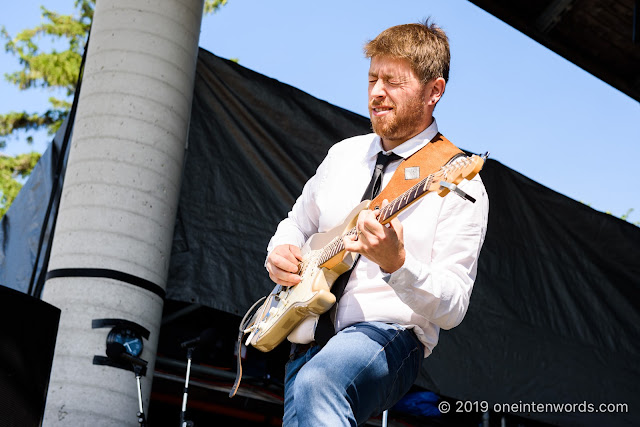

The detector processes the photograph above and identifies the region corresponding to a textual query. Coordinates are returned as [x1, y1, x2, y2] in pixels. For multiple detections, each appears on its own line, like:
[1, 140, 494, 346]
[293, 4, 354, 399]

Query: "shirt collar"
[367, 118, 440, 161]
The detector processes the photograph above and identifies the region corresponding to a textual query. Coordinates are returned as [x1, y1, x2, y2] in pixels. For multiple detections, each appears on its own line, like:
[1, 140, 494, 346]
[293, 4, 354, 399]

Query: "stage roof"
[468, 0, 640, 103]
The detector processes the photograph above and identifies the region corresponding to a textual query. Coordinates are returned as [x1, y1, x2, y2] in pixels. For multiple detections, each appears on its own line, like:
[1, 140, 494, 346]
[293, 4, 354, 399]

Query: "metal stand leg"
[179, 347, 195, 427]
[382, 409, 388, 427]
[134, 365, 147, 427]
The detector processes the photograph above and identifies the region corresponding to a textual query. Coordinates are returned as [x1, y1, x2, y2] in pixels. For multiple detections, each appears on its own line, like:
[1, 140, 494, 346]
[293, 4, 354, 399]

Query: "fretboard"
[378, 173, 436, 224]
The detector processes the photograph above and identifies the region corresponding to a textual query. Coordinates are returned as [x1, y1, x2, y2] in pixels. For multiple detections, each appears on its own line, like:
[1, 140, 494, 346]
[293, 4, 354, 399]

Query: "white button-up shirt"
[266, 120, 489, 356]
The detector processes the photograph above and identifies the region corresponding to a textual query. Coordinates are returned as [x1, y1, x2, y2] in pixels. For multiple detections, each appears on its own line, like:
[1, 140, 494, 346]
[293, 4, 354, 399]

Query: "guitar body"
[247, 201, 368, 352]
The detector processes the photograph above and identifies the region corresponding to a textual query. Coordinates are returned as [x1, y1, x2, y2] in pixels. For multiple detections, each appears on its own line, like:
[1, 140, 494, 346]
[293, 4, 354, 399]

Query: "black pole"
[28, 26, 91, 298]
[634, 0, 640, 44]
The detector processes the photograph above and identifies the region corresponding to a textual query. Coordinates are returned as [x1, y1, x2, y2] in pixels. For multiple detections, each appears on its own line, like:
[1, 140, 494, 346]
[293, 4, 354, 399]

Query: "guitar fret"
[422, 178, 430, 192]
[411, 182, 420, 199]
[389, 198, 398, 218]
[385, 204, 393, 221]
[426, 177, 433, 193]
[402, 191, 412, 205]
[331, 238, 341, 256]
[320, 236, 339, 265]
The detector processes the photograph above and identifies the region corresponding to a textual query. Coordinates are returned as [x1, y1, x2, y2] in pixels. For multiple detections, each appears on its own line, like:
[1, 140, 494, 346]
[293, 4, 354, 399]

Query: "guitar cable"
[229, 296, 266, 398]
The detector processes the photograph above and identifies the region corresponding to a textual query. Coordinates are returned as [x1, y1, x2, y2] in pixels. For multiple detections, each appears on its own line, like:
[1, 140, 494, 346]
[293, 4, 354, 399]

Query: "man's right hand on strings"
[266, 244, 303, 287]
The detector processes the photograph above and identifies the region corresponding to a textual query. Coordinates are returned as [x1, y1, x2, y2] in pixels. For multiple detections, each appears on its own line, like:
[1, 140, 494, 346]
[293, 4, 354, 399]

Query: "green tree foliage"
[0, 0, 92, 146]
[204, 0, 228, 14]
[617, 208, 638, 226]
[0, 152, 41, 217]
[0, 0, 226, 218]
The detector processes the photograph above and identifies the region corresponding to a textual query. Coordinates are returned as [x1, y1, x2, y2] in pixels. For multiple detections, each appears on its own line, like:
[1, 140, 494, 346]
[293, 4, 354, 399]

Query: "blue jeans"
[283, 322, 423, 426]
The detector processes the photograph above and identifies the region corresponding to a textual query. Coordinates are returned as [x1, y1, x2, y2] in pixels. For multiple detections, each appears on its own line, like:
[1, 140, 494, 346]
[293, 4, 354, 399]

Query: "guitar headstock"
[433, 153, 487, 198]
[378, 152, 488, 224]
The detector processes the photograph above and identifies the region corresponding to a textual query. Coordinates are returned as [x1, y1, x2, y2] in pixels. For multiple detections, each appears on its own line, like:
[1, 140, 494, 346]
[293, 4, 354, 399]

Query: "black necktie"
[360, 152, 401, 201]
[315, 152, 401, 346]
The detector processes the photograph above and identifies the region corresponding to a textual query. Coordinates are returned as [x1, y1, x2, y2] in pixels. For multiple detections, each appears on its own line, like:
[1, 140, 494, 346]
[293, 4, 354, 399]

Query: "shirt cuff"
[381, 251, 424, 287]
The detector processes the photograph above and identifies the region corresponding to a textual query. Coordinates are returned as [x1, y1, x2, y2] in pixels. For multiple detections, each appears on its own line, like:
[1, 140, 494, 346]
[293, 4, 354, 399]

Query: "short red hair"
[364, 20, 450, 84]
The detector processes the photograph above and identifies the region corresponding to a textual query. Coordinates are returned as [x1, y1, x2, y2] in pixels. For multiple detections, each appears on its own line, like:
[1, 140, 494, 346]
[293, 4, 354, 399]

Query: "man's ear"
[427, 77, 446, 106]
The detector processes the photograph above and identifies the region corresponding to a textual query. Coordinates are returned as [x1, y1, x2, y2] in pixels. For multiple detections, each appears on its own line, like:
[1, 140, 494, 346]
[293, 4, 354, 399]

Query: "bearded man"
[265, 20, 489, 426]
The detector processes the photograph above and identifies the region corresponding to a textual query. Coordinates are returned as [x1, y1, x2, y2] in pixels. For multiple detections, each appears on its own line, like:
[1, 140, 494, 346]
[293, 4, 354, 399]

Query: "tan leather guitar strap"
[370, 133, 463, 209]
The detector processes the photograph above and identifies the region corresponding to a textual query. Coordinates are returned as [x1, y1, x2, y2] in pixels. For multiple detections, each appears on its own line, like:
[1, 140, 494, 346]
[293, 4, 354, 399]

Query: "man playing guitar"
[265, 20, 489, 426]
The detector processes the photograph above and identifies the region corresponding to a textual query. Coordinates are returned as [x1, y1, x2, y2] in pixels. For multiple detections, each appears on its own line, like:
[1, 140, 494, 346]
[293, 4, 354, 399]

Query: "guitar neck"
[315, 171, 439, 267]
[315, 154, 484, 267]
[378, 153, 484, 223]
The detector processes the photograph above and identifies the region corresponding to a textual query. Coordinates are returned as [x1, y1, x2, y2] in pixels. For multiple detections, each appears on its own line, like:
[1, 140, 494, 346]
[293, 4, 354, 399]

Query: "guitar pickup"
[439, 181, 476, 203]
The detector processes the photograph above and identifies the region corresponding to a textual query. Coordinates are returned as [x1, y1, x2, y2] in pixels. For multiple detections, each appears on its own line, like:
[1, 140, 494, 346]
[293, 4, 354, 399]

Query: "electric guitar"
[244, 152, 488, 352]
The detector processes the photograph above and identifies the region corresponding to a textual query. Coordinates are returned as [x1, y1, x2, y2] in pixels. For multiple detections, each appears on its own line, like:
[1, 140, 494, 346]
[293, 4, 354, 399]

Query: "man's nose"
[369, 79, 386, 98]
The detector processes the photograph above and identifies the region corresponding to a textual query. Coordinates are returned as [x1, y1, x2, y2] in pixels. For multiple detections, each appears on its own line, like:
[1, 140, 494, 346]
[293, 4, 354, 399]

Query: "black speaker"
[0, 285, 60, 427]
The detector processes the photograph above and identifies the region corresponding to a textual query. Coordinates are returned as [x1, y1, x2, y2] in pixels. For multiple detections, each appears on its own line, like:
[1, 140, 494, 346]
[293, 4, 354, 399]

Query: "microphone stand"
[106, 342, 149, 427]
[178, 328, 216, 426]
[179, 346, 195, 427]
[134, 364, 148, 427]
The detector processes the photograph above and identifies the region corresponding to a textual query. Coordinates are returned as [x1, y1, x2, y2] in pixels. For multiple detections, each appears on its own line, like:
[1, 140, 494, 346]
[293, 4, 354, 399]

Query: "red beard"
[370, 93, 427, 144]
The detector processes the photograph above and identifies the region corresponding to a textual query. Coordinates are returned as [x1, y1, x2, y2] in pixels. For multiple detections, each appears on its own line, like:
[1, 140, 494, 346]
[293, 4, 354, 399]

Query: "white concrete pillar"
[42, 0, 205, 425]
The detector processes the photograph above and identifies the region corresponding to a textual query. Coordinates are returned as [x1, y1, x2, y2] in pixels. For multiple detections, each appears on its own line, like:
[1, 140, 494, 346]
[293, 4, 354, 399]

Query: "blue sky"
[2, 0, 639, 222]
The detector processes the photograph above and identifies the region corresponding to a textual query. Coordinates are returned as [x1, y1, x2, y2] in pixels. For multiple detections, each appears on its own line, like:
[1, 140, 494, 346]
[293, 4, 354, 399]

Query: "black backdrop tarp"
[0, 115, 71, 296]
[1, 48, 639, 426]
[167, 50, 369, 314]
